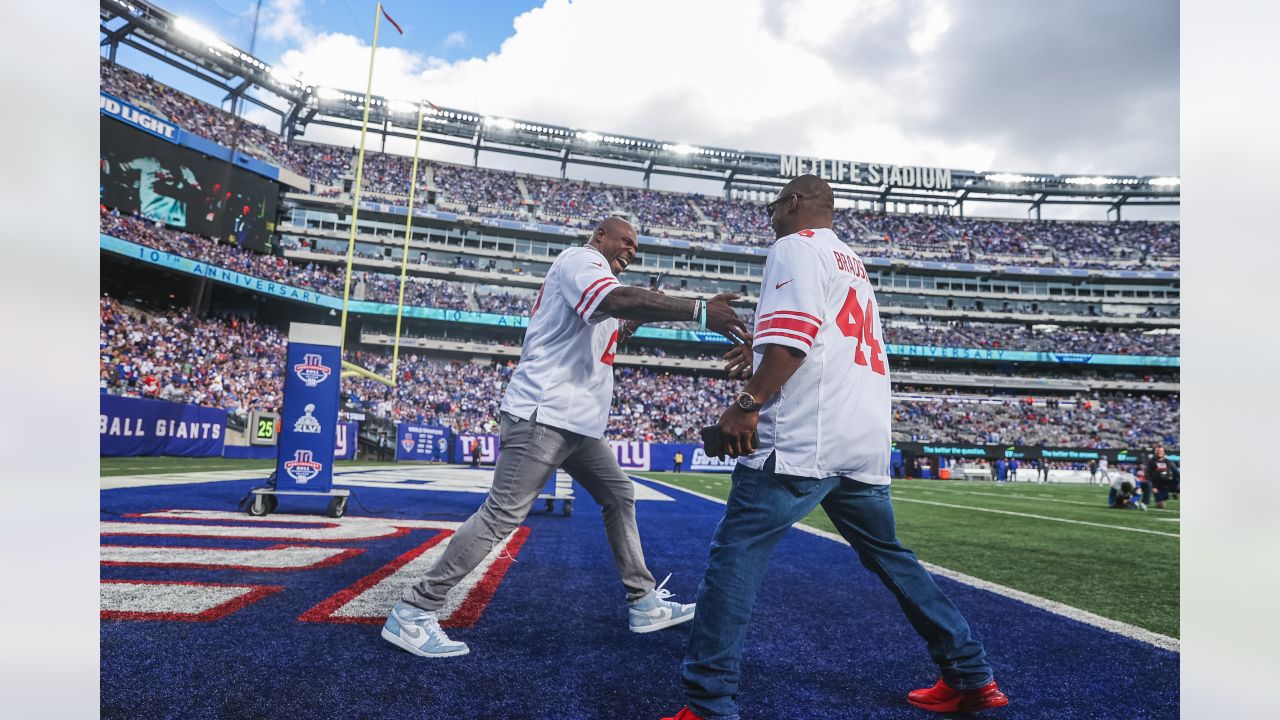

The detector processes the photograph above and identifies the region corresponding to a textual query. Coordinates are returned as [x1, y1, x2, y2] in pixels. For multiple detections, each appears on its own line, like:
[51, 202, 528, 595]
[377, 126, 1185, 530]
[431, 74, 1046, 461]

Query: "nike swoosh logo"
[401, 625, 423, 640]
[775, 279, 793, 289]
[591, 262, 603, 268]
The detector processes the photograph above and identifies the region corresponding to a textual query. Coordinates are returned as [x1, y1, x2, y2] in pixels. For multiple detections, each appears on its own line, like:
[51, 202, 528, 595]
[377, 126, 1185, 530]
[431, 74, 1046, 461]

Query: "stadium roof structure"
[102, 0, 1180, 219]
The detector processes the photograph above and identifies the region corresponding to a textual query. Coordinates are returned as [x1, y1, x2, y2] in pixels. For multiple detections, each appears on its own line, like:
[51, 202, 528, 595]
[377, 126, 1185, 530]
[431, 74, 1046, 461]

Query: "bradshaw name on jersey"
[740, 227, 892, 483]
[501, 245, 622, 438]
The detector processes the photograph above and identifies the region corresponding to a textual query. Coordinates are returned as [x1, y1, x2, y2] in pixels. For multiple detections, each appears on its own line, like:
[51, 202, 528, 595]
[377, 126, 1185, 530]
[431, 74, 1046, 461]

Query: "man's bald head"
[588, 216, 639, 276]
[768, 174, 835, 239]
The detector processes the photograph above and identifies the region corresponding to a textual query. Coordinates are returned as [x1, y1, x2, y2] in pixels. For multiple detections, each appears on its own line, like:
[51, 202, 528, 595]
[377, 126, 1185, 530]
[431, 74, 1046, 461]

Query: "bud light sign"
[276, 326, 341, 492]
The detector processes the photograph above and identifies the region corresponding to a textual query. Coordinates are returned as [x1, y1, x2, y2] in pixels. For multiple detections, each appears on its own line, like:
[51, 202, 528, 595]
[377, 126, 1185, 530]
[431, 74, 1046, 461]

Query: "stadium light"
[986, 173, 1035, 184]
[314, 87, 343, 100]
[577, 131, 603, 143]
[484, 117, 516, 130]
[173, 16, 230, 54]
[389, 99, 419, 115]
[1150, 177, 1181, 187]
[667, 143, 701, 155]
[1065, 176, 1117, 185]
[270, 66, 301, 87]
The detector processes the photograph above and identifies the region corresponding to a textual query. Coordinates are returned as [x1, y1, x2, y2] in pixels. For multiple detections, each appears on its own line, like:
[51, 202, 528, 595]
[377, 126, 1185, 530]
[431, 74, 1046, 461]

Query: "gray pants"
[403, 411, 656, 610]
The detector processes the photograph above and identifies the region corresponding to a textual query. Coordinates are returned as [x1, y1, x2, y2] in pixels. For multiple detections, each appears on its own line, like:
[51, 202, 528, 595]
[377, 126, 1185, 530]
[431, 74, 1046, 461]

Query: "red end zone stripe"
[758, 309, 822, 325]
[574, 277, 614, 316]
[442, 526, 531, 628]
[755, 317, 818, 337]
[755, 329, 814, 347]
[579, 280, 620, 319]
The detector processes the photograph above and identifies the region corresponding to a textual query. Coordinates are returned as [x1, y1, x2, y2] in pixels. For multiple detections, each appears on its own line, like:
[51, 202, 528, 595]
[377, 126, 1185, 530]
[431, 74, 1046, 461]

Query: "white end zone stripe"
[101, 581, 277, 620]
[101, 544, 353, 570]
[102, 510, 463, 542]
[631, 474, 1180, 653]
[325, 529, 520, 622]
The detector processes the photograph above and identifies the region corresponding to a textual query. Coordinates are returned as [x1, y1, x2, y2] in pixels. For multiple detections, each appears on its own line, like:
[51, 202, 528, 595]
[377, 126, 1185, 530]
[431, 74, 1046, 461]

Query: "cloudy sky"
[111, 0, 1179, 215]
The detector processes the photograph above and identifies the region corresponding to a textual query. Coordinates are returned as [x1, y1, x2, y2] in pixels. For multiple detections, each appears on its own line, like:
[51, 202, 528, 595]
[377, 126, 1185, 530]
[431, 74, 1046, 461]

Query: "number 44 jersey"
[741, 227, 892, 484]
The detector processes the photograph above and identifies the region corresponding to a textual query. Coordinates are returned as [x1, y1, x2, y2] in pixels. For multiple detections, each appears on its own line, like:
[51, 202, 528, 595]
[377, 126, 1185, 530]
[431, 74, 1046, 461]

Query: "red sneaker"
[907, 678, 1009, 712]
[660, 707, 705, 720]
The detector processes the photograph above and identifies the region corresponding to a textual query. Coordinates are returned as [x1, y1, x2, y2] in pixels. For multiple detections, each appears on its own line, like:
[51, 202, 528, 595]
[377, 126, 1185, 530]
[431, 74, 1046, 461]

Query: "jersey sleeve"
[555, 248, 622, 324]
[753, 237, 826, 355]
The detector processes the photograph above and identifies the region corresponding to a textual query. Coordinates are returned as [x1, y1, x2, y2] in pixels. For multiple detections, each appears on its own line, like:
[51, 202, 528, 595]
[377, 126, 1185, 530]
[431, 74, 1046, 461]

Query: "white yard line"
[896, 483, 1180, 514]
[891, 497, 1179, 537]
[633, 474, 1180, 653]
[100, 465, 387, 490]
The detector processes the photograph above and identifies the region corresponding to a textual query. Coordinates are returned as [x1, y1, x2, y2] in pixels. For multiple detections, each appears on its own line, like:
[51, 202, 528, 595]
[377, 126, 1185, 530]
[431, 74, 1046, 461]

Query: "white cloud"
[261, 0, 311, 43]
[443, 31, 466, 49]
[267, 0, 1176, 190]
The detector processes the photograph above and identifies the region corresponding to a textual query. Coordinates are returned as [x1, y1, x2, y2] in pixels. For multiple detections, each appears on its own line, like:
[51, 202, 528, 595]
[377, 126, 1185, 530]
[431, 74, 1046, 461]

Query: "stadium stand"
[101, 293, 1178, 447]
[100, 59, 1180, 270]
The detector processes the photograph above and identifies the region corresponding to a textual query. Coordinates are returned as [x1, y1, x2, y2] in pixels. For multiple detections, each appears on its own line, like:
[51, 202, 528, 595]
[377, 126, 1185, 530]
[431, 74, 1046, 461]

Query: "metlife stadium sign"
[779, 155, 953, 190]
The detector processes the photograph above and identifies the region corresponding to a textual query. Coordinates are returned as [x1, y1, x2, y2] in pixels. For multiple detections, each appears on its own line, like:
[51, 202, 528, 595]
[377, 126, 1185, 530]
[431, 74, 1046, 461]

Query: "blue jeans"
[681, 455, 993, 720]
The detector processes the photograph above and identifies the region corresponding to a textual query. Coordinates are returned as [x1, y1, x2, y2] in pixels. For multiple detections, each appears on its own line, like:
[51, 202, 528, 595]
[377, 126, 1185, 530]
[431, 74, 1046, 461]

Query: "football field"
[99, 458, 1178, 718]
[638, 472, 1180, 639]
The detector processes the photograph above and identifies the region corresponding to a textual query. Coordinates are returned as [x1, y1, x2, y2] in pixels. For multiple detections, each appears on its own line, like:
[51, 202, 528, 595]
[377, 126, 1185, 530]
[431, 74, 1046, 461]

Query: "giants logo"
[284, 449, 322, 484]
[294, 353, 332, 387]
[459, 435, 499, 464]
[611, 440, 651, 471]
[101, 510, 529, 626]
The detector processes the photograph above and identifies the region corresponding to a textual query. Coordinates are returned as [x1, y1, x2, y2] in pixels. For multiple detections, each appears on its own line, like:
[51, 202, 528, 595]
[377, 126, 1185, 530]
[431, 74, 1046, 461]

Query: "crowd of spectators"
[103, 208, 1179, 354]
[357, 152, 430, 196]
[433, 164, 524, 210]
[101, 297, 1179, 445]
[100, 295, 285, 418]
[525, 176, 617, 227]
[882, 319, 1180, 356]
[892, 393, 1178, 448]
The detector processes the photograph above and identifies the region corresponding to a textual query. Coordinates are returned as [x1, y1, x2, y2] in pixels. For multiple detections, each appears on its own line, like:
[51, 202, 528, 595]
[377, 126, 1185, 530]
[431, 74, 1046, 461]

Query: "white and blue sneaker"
[381, 601, 470, 658]
[629, 574, 696, 634]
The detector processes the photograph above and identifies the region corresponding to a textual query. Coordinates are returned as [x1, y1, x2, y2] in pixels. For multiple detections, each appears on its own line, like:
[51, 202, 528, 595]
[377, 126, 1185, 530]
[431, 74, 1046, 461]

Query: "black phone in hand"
[701, 424, 725, 459]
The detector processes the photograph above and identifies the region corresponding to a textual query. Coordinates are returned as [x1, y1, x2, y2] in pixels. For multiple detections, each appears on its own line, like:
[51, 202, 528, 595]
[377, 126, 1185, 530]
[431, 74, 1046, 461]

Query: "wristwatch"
[735, 391, 762, 412]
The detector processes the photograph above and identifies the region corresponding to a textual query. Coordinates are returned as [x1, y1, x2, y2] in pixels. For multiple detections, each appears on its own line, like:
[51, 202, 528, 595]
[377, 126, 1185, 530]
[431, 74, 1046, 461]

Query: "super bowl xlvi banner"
[276, 327, 341, 492]
[396, 424, 454, 462]
[100, 395, 227, 457]
[457, 434, 500, 464]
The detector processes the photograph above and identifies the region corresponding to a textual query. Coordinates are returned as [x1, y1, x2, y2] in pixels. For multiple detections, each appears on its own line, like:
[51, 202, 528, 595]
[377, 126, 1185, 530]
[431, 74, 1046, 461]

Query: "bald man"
[383, 217, 751, 659]
[663, 176, 1008, 719]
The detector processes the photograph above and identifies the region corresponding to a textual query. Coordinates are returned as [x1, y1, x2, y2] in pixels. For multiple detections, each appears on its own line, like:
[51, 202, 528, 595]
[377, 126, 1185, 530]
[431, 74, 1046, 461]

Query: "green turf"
[637, 472, 1180, 639]
[99, 456, 393, 476]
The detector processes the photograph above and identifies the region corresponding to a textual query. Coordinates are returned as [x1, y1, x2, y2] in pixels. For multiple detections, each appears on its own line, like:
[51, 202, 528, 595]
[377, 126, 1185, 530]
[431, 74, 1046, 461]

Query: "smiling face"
[589, 217, 638, 275]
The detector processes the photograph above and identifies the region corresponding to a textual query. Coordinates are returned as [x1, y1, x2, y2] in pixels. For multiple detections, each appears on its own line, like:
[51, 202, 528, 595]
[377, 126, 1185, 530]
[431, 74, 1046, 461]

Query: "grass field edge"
[632, 472, 1181, 654]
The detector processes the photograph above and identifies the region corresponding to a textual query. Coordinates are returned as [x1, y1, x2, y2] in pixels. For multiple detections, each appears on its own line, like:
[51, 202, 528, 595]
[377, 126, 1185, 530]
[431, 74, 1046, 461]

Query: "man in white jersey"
[663, 176, 1007, 720]
[383, 217, 751, 659]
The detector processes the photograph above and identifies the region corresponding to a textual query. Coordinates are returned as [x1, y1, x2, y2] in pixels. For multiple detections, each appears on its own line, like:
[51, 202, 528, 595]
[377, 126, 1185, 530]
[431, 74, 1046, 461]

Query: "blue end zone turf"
[101, 473, 1178, 719]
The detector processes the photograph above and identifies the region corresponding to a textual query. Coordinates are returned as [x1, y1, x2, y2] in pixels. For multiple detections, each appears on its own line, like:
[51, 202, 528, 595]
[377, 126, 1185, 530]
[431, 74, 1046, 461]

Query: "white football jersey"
[738, 227, 892, 483]
[501, 245, 622, 438]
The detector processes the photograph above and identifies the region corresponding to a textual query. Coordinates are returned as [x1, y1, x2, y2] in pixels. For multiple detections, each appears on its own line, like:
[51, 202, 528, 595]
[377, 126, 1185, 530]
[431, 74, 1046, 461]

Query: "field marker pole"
[337, 1, 384, 356]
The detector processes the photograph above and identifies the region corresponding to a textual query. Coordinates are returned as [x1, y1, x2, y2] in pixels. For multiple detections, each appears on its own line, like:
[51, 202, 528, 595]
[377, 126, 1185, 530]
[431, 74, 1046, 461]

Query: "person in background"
[1108, 475, 1145, 510]
[673, 450, 685, 473]
[1008, 457, 1019, 483]
[1088, 458, 1099, 485]
[1144, 445, 1180, 509]
[469, 438, 481, 468]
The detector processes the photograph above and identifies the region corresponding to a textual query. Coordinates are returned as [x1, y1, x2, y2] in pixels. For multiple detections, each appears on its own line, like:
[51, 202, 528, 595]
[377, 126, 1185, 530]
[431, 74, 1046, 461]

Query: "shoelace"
[402, 607, 447, 637]
[654, 572, 675, 602]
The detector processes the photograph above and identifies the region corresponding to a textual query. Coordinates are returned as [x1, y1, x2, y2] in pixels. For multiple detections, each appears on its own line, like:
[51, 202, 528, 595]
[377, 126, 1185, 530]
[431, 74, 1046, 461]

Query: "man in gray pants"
[382, 217, 751, 658]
